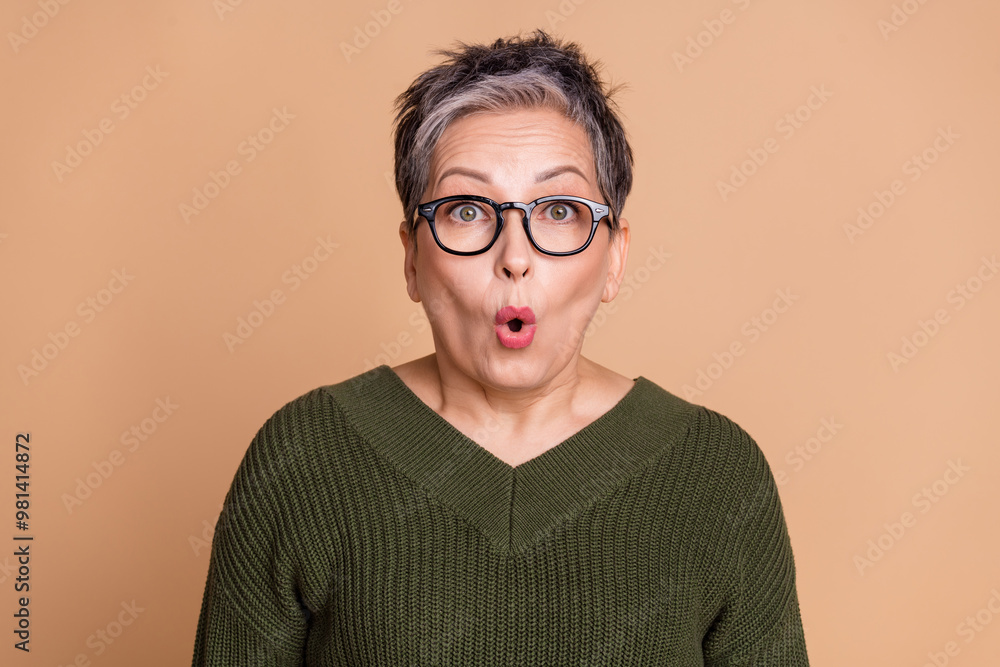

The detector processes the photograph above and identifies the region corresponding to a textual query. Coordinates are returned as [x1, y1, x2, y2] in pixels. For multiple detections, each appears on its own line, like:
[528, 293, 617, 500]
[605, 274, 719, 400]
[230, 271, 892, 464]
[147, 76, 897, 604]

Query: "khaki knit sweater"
[192, 364, 809, 665]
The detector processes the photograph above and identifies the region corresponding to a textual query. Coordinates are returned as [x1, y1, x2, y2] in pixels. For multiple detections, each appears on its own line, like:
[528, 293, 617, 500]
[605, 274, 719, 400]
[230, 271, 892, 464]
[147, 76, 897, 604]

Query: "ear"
[602, 216, 630, 303]
[399, 219, 421, 303]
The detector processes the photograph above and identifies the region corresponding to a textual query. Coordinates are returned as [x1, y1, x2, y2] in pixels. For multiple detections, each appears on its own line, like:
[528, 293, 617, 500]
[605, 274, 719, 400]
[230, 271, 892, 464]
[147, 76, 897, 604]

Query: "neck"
[410, 352, 606, 457]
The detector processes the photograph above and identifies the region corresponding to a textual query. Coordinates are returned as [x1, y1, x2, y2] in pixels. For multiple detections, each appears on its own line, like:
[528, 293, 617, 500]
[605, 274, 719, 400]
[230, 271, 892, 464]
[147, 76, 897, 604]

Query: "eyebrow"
[435, 165, 589, 187]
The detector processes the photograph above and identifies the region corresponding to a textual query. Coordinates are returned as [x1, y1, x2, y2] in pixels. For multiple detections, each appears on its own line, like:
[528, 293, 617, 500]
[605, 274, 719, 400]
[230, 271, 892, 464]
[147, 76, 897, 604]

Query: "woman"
[192, 30, 810, 665]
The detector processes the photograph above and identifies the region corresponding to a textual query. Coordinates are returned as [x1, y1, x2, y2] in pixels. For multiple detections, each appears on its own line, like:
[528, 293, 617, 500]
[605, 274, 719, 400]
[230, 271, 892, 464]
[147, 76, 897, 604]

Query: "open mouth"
[494, 305, 536, 348]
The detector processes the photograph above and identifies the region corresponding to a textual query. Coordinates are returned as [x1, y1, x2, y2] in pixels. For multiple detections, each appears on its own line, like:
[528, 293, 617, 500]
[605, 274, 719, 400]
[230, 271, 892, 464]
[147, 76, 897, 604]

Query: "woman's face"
[399, 106, 630, 390]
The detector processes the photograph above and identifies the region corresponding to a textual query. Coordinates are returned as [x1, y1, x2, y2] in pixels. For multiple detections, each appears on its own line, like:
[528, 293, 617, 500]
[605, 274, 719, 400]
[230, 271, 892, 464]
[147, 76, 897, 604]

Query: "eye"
[443, 201, 489, 223]
[539, 201, 581, 222]
[549, 204, 568, 220]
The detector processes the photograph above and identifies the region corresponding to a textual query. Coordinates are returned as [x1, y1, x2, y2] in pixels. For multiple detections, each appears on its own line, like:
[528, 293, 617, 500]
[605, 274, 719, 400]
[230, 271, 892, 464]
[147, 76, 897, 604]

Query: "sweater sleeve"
[701, 423, 810, 666]
[192, 412, 311, 666]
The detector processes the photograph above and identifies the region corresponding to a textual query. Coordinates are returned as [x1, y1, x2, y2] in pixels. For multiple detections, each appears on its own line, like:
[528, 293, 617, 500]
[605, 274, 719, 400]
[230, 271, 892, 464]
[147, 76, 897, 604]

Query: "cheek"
[546, 257, 607, 303]
[417, 260, 490, 325]
[534, 261, 606, 328]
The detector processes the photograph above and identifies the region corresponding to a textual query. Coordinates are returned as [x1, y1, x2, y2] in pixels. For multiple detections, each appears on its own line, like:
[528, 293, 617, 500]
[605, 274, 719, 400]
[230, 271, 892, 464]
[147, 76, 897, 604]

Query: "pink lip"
[495, 306, 536, 326]
[494, 305, 537, 349]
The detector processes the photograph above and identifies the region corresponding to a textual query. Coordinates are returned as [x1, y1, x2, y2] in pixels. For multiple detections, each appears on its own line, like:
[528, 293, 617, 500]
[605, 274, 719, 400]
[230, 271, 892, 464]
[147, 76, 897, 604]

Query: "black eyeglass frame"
[414, 194, 614, 257]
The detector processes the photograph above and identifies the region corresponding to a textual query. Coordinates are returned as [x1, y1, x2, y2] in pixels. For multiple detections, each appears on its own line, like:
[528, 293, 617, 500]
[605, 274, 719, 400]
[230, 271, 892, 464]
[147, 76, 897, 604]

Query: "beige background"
[2, 0, 998, 664]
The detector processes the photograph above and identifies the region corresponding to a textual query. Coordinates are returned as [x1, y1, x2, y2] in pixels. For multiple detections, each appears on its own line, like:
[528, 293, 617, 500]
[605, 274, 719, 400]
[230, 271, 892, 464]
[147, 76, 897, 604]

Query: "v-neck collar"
[324, 364, 697, 556]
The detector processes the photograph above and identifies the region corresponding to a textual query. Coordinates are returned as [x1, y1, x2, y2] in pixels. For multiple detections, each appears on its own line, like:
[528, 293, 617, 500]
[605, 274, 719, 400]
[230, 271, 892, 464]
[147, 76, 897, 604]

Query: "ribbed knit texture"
[192, 364, 810, 666]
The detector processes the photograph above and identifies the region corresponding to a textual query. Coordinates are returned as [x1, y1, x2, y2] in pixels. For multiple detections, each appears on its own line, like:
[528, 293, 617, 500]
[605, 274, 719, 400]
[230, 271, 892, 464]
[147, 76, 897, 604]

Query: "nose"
[495, 204, 533, 278]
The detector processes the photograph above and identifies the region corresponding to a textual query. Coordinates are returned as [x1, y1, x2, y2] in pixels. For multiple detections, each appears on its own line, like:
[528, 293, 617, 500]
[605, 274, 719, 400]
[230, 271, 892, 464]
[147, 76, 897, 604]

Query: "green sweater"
[192, 364, 810, 665]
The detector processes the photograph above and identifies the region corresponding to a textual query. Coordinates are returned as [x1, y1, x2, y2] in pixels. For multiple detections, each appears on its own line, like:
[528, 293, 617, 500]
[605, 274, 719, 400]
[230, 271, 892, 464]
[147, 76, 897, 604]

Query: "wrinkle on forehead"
[427, 109, 598, 195]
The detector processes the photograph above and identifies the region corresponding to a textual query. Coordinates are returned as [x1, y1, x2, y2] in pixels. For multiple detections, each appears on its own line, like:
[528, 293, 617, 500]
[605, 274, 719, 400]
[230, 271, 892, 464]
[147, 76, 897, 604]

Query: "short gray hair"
[391, 29, 634, 244]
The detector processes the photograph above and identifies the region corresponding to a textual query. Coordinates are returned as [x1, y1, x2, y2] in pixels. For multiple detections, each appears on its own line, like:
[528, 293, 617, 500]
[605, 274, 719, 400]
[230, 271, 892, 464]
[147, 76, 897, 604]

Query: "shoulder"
[214, 370, 378, 568]
[638, 377, 767, 469]
[639, 378, 777, 517]
[688, 404, 779, 531]
[228, 368, 382, 507]
[239, 385, 336, 474]
[248, 366, 383, 456]
[687, 400, 772, 482]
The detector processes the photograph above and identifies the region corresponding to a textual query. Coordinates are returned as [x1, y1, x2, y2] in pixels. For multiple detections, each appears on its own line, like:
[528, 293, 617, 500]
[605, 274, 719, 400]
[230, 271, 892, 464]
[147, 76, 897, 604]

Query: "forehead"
[428, 107, 598, 189]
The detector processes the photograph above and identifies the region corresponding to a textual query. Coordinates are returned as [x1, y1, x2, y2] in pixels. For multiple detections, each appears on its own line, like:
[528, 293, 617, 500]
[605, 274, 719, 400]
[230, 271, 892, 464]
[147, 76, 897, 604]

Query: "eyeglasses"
[414, 194, 613, 256]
